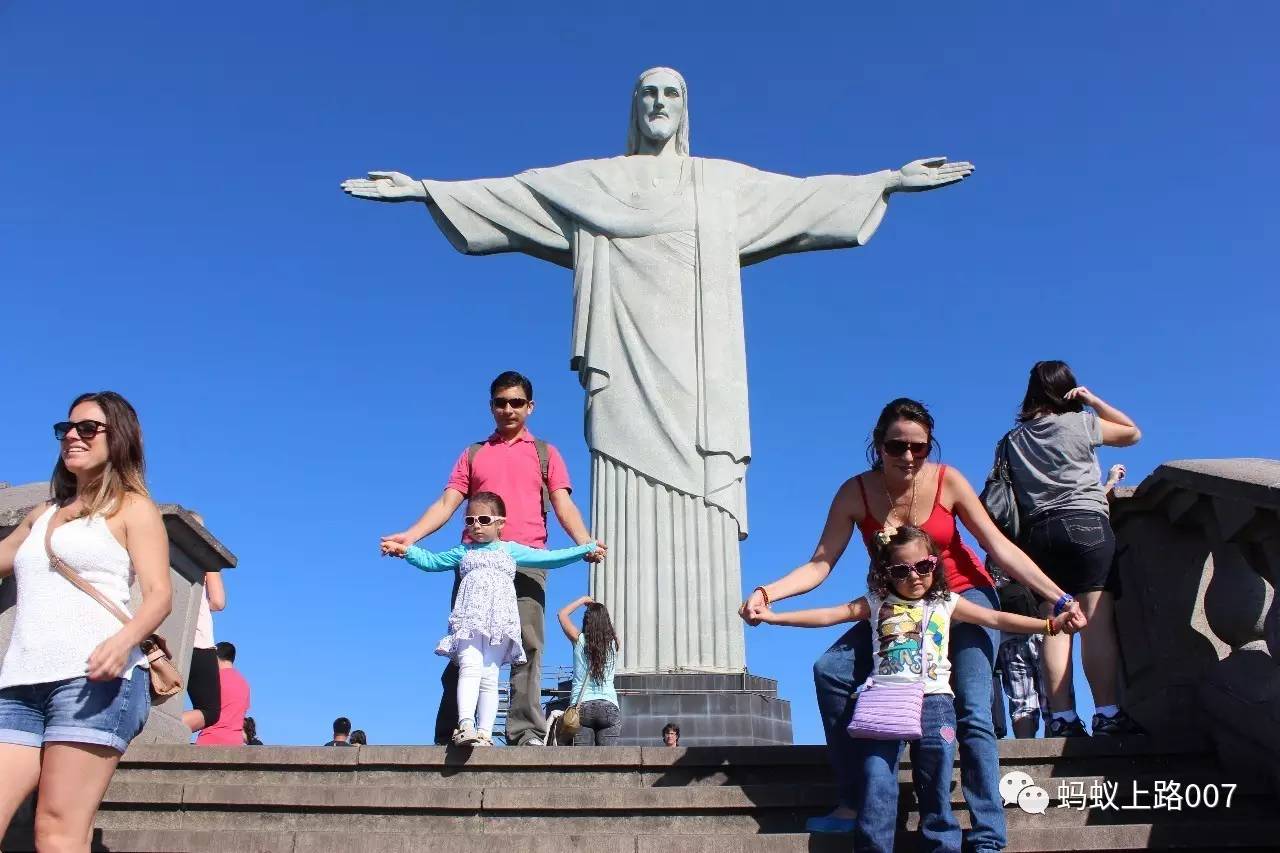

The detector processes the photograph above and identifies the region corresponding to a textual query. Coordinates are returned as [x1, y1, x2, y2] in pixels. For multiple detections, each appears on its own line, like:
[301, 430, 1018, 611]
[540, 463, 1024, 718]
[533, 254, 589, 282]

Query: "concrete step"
[4, 825, 1279, 853]
[109, 737, 1212, 790]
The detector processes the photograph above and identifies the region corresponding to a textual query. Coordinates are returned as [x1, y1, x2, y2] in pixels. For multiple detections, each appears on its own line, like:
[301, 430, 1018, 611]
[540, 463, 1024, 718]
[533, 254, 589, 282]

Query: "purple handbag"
[847, 602, 930, 741]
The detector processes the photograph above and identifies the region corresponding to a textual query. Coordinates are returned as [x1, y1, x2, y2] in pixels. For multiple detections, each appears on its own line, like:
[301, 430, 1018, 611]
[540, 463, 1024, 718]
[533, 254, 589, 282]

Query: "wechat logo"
[1000, 770, 1050, 815]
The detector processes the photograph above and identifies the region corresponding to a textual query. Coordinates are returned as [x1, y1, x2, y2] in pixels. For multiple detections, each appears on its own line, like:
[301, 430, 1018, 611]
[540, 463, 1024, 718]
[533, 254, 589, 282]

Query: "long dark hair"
[865, 398, 939, 470]
[867, 525, 950, 603]
[243, 717, 258, 742]
[1018, 360, 1083, 422]
[582, 602, 618, 682]
[51, 391, 149, 518]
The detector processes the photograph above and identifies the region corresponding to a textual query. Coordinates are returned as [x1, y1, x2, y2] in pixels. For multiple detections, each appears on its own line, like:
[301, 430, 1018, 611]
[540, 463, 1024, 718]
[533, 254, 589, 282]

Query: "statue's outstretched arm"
[340, 170, 428, 202]
[887, 157, 975, 194]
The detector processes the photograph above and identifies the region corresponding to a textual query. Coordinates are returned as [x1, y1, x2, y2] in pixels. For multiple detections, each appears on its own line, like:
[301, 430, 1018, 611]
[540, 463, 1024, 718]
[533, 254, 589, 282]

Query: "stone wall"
[0, 482, 237, 743]
[1110, 458, 1280, 796]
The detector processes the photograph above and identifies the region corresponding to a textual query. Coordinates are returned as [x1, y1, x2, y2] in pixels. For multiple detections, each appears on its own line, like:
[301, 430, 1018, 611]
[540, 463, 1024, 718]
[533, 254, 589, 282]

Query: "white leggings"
[455, 635, 511, 734]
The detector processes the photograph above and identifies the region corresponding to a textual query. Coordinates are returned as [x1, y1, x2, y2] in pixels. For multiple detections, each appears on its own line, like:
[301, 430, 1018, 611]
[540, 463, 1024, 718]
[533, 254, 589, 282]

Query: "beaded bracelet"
[754, 585, 771, 606]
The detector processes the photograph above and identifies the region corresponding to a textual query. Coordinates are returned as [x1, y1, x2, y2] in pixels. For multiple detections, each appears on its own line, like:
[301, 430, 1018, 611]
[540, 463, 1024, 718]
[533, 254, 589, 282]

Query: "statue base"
[553, 671, 793, 746]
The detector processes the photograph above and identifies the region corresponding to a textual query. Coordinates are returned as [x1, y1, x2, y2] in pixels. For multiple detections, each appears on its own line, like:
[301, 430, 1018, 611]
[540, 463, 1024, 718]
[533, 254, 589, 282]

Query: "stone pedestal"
[551, 671, 793, 746]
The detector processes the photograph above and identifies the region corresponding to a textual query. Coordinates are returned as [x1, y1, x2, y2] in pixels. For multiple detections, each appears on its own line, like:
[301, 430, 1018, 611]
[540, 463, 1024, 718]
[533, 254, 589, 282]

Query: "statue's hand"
[893, 157, 974, 193]
[341, 170, 426, 202]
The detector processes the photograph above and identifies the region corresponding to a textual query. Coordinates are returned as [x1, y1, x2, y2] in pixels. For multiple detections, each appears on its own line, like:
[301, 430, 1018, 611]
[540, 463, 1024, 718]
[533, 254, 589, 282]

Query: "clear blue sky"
[2, 3, 1276, 745]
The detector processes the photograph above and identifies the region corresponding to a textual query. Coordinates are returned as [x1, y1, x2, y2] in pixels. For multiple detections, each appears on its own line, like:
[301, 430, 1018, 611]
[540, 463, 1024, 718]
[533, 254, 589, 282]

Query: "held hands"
[1060, 600, 1088, 633]
[584, 541, 609, 563]
[87, 632, 135, 681]
[1106, 464, 1127, 486]
[381, 539, 410, 558]
[738, 588, 768, 626]
[1051, 611, 1078, 636]
[892, 157, 975, 193]
[341, 171, 427, 202]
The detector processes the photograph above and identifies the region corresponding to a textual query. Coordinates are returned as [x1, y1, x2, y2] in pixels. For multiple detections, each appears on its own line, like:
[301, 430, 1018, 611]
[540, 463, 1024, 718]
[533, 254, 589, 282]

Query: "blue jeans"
[0, 668, 151, 754]
[813, 586, 1006, 852]
[854, 694, 961, 853]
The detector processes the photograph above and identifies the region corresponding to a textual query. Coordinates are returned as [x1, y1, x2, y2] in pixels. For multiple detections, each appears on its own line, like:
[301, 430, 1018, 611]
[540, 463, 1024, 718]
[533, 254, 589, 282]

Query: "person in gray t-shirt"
[1007, 361, 1143, 738]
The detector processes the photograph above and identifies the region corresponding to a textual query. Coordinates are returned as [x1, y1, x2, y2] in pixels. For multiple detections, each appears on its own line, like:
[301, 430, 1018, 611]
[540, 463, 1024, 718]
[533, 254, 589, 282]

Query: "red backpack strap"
[533, 439, 551, 516]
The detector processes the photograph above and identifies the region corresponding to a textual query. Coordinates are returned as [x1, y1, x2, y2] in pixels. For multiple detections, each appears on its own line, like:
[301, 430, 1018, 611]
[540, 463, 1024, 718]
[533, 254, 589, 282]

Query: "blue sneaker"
[805, 815, 857, 834]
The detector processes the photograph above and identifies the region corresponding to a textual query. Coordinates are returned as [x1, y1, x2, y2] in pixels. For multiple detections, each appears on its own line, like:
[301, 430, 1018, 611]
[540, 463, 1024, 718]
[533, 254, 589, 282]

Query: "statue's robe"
[422, 156, 892, 672]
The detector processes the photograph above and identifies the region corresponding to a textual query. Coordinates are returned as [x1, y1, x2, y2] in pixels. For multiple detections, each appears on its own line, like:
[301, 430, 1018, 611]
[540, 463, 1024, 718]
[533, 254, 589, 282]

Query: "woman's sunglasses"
[53, 420, 108, 441]
[464, 515, 505, 527]
[886, 556, 938, 580]
[882, 439, 929, 458]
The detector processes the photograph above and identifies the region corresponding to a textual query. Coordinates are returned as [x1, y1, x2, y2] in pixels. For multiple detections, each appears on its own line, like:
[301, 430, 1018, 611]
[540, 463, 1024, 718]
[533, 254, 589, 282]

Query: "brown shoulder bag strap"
[44, 512, 132, 626]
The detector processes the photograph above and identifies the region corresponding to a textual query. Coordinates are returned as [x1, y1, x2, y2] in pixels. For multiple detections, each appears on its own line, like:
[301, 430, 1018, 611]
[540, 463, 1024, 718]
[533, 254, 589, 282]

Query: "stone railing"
[0, 481, 238, 743]
[1111, 458, 1280, 796]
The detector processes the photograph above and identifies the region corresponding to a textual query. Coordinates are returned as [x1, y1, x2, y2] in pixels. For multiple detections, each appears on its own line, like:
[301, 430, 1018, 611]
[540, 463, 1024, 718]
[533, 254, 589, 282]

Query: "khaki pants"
[434, 568, 547, 745]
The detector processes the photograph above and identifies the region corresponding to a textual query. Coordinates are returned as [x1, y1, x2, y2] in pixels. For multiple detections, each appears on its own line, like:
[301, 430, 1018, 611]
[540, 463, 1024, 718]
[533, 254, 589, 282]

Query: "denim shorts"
[0, 668, 151, 753]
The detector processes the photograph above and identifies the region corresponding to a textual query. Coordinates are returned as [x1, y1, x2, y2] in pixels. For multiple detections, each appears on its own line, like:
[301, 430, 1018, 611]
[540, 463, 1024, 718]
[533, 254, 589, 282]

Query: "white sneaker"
[451, 723, 481, 746]
[520, 736, 545, 747]
[474, 730, 494, 746]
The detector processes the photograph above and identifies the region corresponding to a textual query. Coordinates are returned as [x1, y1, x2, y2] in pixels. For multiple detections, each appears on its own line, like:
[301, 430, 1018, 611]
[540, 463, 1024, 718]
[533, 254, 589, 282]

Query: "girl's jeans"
[854, 694, 961, 853]
[571, 699, 622, 745]
[813, 586, 1006, 852]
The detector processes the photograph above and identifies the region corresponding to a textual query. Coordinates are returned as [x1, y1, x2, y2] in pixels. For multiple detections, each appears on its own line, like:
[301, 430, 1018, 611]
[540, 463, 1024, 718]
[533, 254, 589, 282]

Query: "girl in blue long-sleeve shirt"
[382, 491, 604, 746]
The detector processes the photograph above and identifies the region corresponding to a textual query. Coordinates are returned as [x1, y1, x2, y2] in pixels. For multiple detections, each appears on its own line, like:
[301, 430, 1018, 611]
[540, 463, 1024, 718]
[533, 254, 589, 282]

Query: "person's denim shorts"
[0, 667, 151, 753]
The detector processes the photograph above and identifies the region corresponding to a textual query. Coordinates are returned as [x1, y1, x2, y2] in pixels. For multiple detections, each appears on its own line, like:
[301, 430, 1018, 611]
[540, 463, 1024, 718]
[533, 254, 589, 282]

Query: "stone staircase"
[3, 737, 1275, 852]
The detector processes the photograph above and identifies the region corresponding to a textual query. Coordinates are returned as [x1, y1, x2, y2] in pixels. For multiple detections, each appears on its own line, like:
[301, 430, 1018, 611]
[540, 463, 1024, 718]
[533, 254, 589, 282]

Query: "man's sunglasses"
[491, 397, 529, 410]
[54, 420, 108, 441]
[464, 515, 505, 527]
[882, 439, 930, 458]
[887, 556, 938, 580]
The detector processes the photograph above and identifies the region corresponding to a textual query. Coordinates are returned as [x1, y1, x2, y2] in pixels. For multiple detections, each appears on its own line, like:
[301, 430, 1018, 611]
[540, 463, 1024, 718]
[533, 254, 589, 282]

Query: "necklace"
[876, 467, 920, 546]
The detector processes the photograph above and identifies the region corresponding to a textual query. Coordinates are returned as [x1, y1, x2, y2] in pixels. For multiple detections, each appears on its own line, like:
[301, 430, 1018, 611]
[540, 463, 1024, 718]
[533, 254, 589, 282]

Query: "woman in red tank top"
[739, 398, 1084, 841]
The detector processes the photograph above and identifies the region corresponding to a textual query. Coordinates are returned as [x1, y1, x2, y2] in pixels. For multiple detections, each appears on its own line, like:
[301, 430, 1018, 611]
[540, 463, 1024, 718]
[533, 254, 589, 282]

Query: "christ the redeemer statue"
[343, 67, 973, 674]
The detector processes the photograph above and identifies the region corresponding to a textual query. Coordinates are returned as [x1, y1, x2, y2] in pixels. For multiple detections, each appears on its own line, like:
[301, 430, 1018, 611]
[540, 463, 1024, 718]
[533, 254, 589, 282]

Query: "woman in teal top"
[558, 595, 621, 745]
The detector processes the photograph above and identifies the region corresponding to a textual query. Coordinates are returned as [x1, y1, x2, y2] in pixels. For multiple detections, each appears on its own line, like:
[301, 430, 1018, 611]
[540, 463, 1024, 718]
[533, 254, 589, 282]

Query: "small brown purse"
[44, 518, 183, 702]
[559, 683, 584, 739]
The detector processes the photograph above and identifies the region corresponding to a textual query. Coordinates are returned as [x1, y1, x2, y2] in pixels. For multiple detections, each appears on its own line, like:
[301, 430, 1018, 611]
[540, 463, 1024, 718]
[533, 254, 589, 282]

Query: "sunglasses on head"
[886, 555, 938, 580]
[54, 420, 108, 441]
[491, 397, 529, 410]
[882, 439, 929, 458]
[464, 515, 504, 527]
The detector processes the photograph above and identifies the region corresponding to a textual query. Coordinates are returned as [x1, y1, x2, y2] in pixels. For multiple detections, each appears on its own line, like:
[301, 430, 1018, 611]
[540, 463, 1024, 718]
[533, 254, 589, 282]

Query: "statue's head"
[626, 67, 689, 156]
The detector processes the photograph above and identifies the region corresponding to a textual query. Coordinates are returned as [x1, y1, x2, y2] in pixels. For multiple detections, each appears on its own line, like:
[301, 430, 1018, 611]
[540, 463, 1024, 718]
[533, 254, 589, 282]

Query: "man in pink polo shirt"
[194, 642, 250, 746]
[383, 371, 604, 746]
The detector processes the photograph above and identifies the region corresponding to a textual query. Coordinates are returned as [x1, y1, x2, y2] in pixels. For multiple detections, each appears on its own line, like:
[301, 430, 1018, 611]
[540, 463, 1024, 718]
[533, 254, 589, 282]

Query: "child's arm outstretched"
[381, 540, 468, 573]
[953, 597, 1076, 635]
[505, 541, 606, 570]
[756, 597, 871, 628]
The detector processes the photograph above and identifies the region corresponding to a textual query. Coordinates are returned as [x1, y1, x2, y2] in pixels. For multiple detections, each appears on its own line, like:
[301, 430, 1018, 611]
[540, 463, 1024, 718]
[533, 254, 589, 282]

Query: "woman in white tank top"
[0, 392, 172, 851]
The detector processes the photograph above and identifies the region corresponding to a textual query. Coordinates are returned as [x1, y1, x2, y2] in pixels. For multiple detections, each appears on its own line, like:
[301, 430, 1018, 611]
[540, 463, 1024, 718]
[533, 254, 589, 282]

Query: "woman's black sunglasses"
[887, 556, 938, 580]
[54, 420, 108, 441]
[882, 439, 930, 458]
